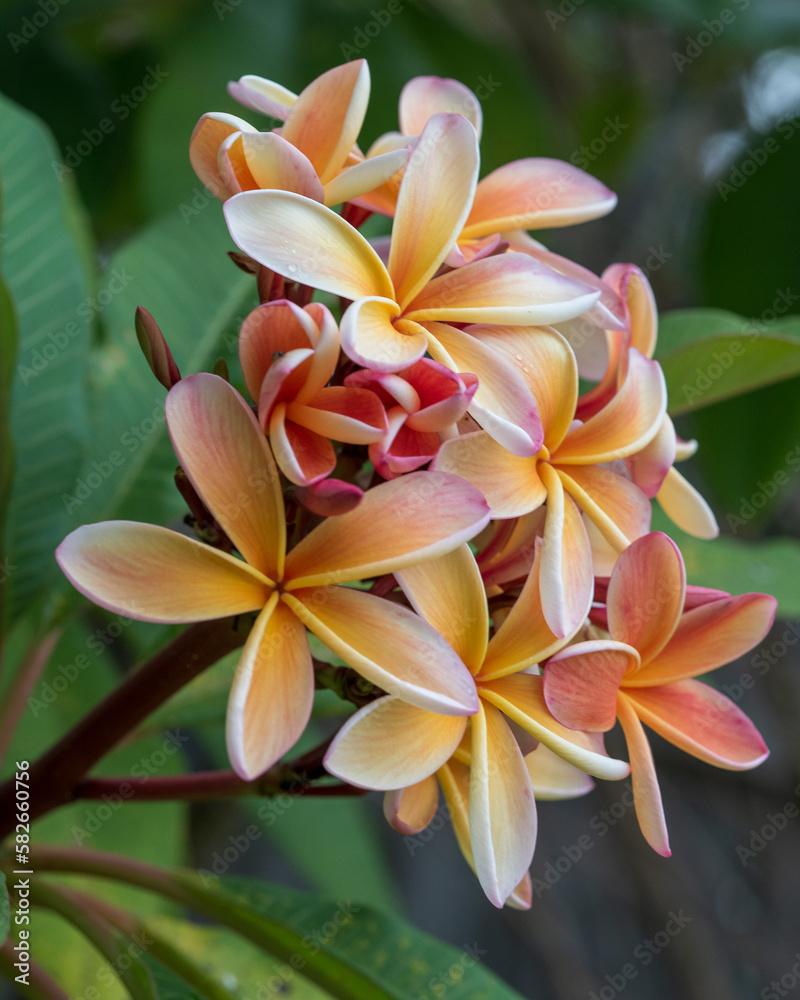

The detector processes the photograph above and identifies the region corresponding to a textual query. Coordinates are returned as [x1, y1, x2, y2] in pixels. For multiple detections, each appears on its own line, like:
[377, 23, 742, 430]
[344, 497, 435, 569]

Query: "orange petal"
[656, 466, 719, 539]
[482, 539, 567, 679]
[469, 702, 537, 907]
[269, 407, 336, 486]
[340, 296, 428, 372]
[289, 387, 387, 445]
[239, 299, 318, 403]
[544, 640, 639, 731]
[189, 112, 255, 199]
[399, 76, 482, 139]
[383, 777, 440, 835]
[625, 414, 677, 498]
[324, 697, 468, 790]
[226, 596, 314, 779]
[462, 158, 617, 238]
[389, 113, 479, 308]
[606, 532, 685, 666]
[438, 759, 475, 871]
[479, 675, 631, 780]
[166, 374, 286, 579]
[538, 464, 594, 639]
[283, 587, 479, 715]
[556, 465, 651, 554]
[405, 252, 600, 326]
[323, 148, 408, 207]
[227, 75, 296, 118]
[629, 592, 777, 686]
[434, 432, 546, 519]
[462, 324, 578, 453]
[425, 322, 544, 457]
[624, 680, 769, 769]
[217, 132, 259, 194]
[284, 471, 489, 588]
[525, 745, 594, 800]
[616, 693, 671, 856]
[554, 350, 667, 464]
[240, 131, 324, 201]
[395, 545, 489, 673]
[56, 522, 270, 622]
[603, 263, 657, 359]
[281, 60, 370, 184]
[224, 191, 393, 300]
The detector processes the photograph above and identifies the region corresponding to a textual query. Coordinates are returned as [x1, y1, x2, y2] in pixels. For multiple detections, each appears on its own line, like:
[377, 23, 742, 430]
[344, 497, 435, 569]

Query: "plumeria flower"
[542, 531, 776, 855]
[238, 299, 386, 487]
[56, 374, 491, 780]
[324, 543, 630, 907]
[344, 358, 477, 478]
[223, 112, 602, 375]
[190, 60, 408, 208]
[359, 75, 618, 266]
[435, 326, 666, 635]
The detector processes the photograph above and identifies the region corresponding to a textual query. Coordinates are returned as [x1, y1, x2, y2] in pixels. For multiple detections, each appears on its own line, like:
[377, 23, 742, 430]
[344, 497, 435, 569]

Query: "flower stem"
[0, 616, 248, 837]
[0, 627, 62, 769]
[0, 940, 70, 1000]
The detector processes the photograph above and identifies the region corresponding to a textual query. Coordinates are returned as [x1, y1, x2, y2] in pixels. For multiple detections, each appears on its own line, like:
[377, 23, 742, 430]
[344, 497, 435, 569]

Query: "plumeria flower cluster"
[56, 61, 777, 909]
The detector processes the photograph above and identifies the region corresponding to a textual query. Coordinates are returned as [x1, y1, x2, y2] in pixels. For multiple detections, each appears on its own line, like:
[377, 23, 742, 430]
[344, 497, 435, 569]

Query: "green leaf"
[0, 92, 94, 629]
[657, 309, 800, 415]
[174, 874, 525, 1000]
[652, 507, 800, 617]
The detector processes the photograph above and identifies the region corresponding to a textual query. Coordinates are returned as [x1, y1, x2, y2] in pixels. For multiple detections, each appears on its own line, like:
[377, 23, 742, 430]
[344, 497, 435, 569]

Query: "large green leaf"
[657, 309, 800, 415]
[171, 874, 525, 1000]
[0, 92, 93, 629]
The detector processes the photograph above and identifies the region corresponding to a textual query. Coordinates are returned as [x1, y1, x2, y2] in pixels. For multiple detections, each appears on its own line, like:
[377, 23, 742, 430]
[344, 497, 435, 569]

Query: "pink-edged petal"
[227, 75, 296, 119]
[606, 531, 685, 666]
[434, 432, 546, 519]
[324, 697, 468, 790]
[257, 349, 315, 426]
[425, 322, 543, 457]
[294, 478, 363, 518]
[399, 358, 477, 431]
[506, 874, 533, 911]
[625, 415, 677, 498]
[478, 512, 544, 589]
[323, 148, 408, 207]
[556, 464, 651, 555]
[544, 640, 639, 731]
[554, 350, 667, 464]
[438, 759, 475, 871]
[462, 158, 617, 238]
[56, 522, 270, 623]
[480, 674, 631, 780]
[603, 263, 657, 359]
[239, 299, 318, 403]
[239, 131, 325, 201]
[556, 315, 611, 381]
[224, 190, 393, 300]
[217, 132, 258, 194]
[340, 297, 428, 372]
[629, 593, 777, 686]
[395, 544, 489, 673]
[269, 407, 336, 486]
[295, 303, 341, 403]
[226, 595, 314, 779]
[470, 702, 537, 907]
[389, 113, 479, 308]
[370, 411, 438, 479]
[405, 252, 600, 326]
[444, 234, 505, 269]
[525, 745, 594, 800]
[656, 466, 719, 539]
[463, 324, 578, 452]
[616, 694, 671, 856]
[538, 464, 594, 639]
[383, 777, 439, 835]
[290, 387, 387, 444]
[399, 76, 482, 139]
[166, 374, 285, 579]
[284, 471, 489, 588]
[283, 587, 478, 715]
[482, 538, 567, 679]
[624, 680, 769, 769]
[281, 60, 369, 183]
[189, 112, 255, 199]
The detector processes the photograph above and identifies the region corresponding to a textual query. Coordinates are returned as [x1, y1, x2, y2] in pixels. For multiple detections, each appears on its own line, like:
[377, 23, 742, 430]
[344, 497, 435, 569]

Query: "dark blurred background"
[2, 0, 799, 996]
